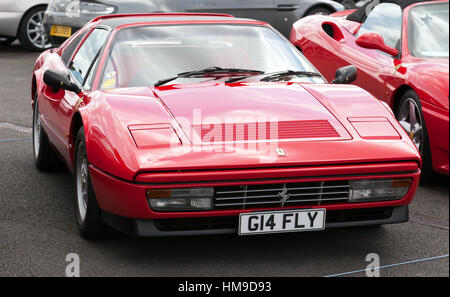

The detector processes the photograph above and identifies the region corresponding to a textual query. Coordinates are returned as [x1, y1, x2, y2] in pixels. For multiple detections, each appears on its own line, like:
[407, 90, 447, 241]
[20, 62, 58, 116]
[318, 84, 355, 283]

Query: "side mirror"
[332, 65, 357, 84]
[355, 32, 399, 57]
[43, 69, 81, 94]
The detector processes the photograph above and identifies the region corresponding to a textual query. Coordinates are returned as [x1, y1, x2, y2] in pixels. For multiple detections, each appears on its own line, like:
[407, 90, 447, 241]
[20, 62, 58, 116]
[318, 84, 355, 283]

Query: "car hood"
[154, 82, 352, 144]
[86, 82, 420, 181]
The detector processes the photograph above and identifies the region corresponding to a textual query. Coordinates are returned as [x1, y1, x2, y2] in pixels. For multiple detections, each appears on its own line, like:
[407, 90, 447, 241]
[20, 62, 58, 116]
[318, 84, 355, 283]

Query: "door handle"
[277, 4, 300, 11]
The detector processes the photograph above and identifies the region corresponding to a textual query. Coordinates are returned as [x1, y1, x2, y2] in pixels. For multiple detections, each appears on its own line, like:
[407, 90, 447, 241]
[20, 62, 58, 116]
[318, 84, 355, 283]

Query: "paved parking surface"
[0, 43, 448, 277]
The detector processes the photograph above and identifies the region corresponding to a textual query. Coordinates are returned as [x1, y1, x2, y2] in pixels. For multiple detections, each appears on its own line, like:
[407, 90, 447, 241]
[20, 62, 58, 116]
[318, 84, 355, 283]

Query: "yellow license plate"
[50, 25, 72, 37]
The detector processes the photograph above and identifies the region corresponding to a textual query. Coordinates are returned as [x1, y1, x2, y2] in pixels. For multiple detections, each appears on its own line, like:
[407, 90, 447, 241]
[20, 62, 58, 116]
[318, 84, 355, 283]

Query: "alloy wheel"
[76, 144, 89, 224]
[397, 98, 424, 153]
[26, 11, 51, 50]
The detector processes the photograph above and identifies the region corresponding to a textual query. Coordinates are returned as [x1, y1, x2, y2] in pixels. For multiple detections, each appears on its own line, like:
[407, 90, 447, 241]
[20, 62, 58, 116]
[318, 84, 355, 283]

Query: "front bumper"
[102, 205, 409, 237]
[89, 161, 420, 236]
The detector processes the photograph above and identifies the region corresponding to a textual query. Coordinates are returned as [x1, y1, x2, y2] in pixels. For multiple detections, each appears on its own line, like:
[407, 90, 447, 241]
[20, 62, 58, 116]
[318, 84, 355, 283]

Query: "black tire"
[32, 95, 58, 171]
[395, 90, 434, 183]
[306, 6, 334, 16]
[74, 127, 104, 239]
[0, 37, 16, 46]
[17, 6, 51, 52]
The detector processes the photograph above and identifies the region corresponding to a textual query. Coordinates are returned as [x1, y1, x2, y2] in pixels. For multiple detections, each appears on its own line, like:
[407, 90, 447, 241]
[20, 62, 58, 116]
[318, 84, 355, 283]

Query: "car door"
[306, 2, 403, 101]
[351, 2, 403, 101]
[52, 27, 109, 162]
[274, 0, 303, 37]
[194, 0, 277, 24]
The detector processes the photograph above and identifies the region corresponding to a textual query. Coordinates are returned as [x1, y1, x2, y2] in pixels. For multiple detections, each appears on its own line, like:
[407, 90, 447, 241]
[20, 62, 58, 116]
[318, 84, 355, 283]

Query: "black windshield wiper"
[260, 70, 322, 82]
[154, 66, 264, 87]
[225, 70, 323, 84]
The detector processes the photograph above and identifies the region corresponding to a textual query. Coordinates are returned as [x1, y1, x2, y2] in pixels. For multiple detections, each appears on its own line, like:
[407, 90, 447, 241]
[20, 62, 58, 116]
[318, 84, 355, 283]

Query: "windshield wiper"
[154, 66, 264, 87]
[225, 70, 323, 84]
[260, 70, 322, 82]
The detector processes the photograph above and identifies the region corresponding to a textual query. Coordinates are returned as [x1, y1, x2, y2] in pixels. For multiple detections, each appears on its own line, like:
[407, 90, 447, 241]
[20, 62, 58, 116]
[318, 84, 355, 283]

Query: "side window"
[83, 56, 100, 89]
[61, 31, 87, 65]
[358, 3, 402, 49]
[69, 28, 109, 86]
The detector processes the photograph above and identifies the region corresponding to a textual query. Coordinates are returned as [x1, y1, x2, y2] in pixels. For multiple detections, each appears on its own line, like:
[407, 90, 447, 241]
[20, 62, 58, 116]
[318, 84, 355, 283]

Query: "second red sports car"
[290, 0, 449, 180]
[32, 13, 420, 239]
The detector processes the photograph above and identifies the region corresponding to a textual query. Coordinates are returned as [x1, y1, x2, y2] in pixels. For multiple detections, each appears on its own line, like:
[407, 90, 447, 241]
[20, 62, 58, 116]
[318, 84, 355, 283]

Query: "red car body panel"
[32, 14, 421, 232]
[290, 1, 449, 175]
[90, 162, 420, 219]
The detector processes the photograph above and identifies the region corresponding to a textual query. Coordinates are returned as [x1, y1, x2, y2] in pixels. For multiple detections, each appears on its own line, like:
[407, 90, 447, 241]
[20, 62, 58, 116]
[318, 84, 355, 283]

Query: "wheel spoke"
[409, 100, 418, 128]
[76, 147, 89, 224]
[398, 120, 411, 134]
[414, 126, 423, 136]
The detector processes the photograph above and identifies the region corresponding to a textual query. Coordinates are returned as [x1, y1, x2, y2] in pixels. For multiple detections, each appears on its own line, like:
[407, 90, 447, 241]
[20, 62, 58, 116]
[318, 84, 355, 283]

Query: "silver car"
[43, 0, 344, 46]
[0, 0, 50, 51]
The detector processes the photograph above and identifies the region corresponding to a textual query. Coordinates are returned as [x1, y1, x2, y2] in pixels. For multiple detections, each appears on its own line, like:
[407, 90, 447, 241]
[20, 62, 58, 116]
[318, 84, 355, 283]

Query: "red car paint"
[290, 0, 449, 175]
[32, 14, 421, 227]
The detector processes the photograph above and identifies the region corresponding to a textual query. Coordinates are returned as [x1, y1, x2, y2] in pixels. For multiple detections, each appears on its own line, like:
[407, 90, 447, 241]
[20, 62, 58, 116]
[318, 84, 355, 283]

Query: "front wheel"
[74, 127, 104, 239]
[33, 95, 58, 170]
[396, 90, 433, 182]
[17, 6, 51, 51]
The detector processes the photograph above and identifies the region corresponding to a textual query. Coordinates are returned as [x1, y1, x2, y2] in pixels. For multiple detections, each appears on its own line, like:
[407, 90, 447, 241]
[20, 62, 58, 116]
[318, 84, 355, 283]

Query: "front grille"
[214, 180, 350, 210]
[154, 208, 394, 232]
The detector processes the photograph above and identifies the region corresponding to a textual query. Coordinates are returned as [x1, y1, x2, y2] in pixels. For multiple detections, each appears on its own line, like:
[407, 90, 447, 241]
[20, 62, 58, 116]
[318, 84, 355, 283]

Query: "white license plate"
[239, 209, 326, 235]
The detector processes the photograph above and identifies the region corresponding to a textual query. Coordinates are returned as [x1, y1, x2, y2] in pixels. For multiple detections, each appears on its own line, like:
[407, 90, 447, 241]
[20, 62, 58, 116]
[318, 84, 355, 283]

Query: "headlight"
[349, 178, 412, 203]
[147, 187, 214, 211]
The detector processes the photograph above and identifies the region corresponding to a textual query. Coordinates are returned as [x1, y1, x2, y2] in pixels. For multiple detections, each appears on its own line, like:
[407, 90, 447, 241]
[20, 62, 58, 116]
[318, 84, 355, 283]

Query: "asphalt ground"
[0, 42, 448, 277]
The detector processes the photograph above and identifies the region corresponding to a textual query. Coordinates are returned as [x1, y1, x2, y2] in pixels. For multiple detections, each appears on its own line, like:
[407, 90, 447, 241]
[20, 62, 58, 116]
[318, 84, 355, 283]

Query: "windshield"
[408, 2, 449, 58]
[100, 24, 324, 89]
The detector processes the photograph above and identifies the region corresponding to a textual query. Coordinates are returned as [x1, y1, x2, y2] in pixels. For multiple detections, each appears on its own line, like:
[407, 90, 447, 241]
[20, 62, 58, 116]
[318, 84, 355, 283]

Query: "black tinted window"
[358, 3, 402, 49]
[69, 28, 108, 84]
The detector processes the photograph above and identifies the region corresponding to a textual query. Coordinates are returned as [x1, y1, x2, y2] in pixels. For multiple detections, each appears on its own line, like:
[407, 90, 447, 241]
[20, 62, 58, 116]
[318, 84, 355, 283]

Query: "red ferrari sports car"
[32, 13, 421, 239]
[290, 0, 449, 180]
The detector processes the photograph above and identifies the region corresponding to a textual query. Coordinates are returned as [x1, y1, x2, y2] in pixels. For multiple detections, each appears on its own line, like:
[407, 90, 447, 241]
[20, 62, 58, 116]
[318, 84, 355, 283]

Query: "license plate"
[239, 209, 326, 235]
[50, 25, 72, 37]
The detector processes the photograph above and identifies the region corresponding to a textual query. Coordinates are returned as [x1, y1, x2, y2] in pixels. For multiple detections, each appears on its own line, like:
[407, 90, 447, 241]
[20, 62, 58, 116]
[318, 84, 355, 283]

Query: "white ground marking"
[0, 122, 32, 134]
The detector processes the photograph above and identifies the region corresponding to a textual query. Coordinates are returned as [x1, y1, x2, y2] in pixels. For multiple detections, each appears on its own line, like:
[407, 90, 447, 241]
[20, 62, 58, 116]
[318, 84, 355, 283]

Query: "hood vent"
[192, 120, 339, 142]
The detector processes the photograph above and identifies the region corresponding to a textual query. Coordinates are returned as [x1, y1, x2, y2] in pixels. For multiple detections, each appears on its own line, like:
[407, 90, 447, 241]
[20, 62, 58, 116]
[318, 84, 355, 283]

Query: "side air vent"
[322, 22, 344, 41]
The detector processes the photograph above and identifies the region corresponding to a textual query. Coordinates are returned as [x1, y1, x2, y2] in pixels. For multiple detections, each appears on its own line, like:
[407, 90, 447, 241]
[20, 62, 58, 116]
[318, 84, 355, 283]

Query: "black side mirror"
[332, 65, 357, 84]
[43, 69, 81, 93]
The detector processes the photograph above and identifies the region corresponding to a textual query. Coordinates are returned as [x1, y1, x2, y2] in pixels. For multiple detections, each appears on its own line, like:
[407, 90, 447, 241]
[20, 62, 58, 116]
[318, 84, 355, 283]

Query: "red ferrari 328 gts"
[32, 13, 421, 239]
[290, 0, 449, 180]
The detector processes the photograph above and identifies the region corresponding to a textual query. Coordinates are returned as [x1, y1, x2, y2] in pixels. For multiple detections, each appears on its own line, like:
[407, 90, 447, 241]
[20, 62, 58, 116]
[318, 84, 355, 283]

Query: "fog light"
[147, 187, 213, 211]
[349, 178, 412, 203]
